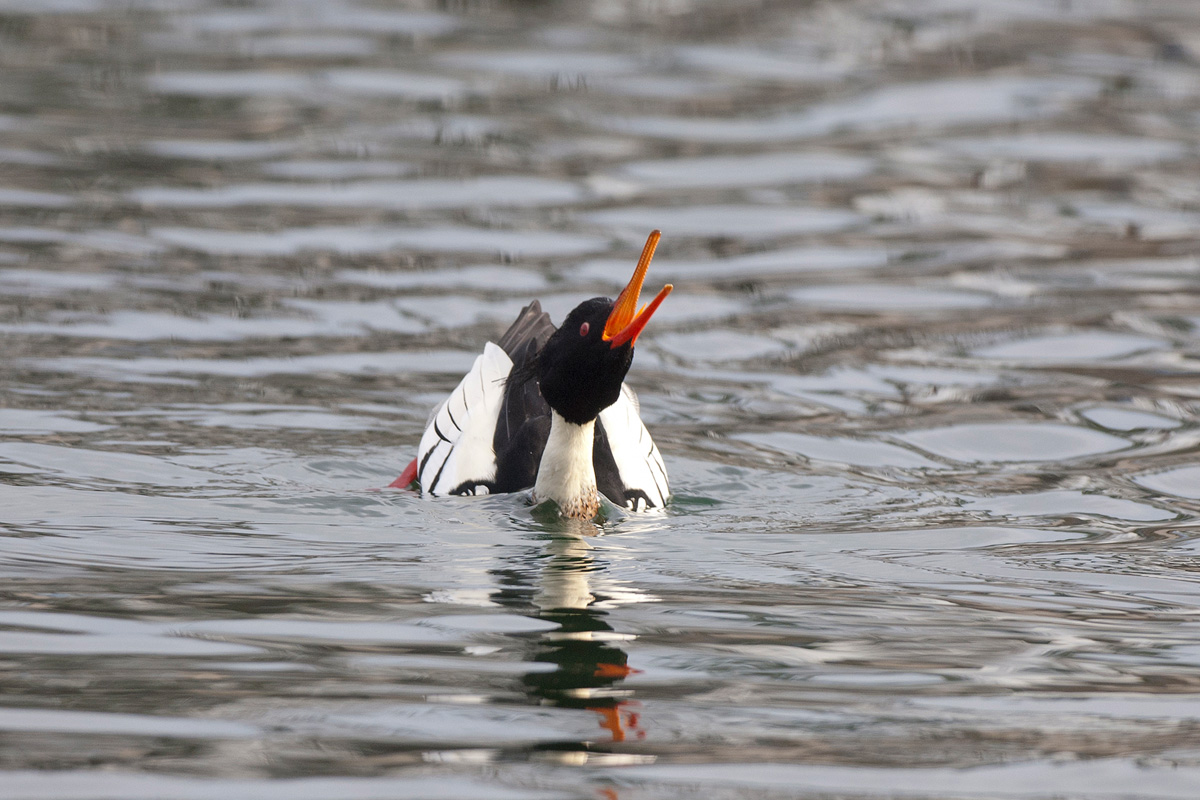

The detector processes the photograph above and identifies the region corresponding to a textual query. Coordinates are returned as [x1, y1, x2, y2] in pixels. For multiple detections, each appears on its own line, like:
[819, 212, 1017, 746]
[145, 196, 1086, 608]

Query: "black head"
[529, 230, 672, 425]
[537, 297, 635, 425]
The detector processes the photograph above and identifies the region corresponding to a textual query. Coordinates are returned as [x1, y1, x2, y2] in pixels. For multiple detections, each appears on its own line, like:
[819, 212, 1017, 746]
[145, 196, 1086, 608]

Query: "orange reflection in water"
[588, 699, 644, 743]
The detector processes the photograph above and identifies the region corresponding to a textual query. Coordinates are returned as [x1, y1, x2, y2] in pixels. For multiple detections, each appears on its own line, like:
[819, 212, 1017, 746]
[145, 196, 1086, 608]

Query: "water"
[2, 1, 1200, 797]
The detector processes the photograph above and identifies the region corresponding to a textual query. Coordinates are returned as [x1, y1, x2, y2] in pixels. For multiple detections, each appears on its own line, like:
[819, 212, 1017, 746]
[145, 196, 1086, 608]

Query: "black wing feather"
[593, 418, 627, 504]
[493, 415, 550, 494]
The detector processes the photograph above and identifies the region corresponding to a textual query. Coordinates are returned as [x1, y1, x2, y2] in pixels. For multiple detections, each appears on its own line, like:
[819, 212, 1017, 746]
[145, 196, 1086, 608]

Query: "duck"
[391, 230, 672, 519]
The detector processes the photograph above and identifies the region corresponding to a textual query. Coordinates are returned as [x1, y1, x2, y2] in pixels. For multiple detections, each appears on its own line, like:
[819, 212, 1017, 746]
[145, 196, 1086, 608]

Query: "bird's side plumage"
[415, 341, 511, 497]
[598, 384, 668, 511]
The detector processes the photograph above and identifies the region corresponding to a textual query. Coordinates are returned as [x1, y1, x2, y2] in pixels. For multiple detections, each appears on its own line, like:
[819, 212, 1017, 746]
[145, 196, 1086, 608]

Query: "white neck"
[534, 411, 599, 519]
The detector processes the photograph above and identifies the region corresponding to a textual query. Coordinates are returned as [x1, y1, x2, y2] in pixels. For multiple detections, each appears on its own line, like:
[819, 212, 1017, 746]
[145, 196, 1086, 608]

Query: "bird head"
[538, 230, 672, 425]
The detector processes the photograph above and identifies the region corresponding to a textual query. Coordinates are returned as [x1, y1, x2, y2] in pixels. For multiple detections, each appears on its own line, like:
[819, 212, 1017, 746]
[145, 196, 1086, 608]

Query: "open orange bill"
[603, 229, 673, 349]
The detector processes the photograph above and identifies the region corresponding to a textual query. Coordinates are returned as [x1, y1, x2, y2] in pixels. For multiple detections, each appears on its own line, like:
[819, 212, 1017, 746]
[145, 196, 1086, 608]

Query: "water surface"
[3, 1, 1200, 798]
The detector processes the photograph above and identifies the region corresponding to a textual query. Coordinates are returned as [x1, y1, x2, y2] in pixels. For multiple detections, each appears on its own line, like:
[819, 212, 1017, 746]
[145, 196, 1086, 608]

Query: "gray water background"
[3, 0, 1200, 797]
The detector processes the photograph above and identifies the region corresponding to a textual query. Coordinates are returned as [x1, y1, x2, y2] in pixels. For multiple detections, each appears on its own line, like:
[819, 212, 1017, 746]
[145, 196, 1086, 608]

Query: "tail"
[496, 300, 555, 360]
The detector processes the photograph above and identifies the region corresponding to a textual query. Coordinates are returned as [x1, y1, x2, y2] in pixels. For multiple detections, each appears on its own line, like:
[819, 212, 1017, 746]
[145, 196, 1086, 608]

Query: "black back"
[493, 301, 554, 459]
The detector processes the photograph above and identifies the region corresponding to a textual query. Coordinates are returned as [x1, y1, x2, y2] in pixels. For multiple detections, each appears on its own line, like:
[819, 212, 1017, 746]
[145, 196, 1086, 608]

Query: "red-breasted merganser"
[392, 230, 672, 519]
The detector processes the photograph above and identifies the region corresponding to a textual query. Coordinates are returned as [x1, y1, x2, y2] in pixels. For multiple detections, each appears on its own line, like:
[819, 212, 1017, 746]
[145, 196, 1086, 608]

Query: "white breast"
[533, 412, 598, 516]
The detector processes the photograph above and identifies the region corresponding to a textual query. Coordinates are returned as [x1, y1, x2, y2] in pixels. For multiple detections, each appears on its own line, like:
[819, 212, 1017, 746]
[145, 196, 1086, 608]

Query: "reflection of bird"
[507, 533, 647, 746]
[393, 231, 672, 519]
[522, 603, 645, 744]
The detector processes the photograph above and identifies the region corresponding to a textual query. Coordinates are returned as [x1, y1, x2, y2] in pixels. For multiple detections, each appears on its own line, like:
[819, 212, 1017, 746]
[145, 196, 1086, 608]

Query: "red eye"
[579, 321, 590, 337]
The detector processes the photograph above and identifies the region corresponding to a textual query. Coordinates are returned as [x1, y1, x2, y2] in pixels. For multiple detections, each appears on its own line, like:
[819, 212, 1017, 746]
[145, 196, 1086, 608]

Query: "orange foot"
[389, 458, 418, 489]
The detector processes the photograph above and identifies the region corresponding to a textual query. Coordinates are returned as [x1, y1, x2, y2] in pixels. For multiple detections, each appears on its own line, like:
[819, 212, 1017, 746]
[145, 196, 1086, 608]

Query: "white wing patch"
[598, 384, 669, 511]
[417, 342, 512, 496]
